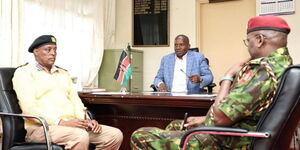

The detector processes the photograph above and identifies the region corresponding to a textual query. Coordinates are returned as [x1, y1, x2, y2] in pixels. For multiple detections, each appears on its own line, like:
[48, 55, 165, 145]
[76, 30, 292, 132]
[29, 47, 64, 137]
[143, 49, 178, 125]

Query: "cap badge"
[51, 37, 56, 43]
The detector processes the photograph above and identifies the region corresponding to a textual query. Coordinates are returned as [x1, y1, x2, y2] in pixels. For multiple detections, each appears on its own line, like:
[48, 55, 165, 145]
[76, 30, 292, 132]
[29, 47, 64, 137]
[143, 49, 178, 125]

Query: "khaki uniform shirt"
[12, 63, 85, 129]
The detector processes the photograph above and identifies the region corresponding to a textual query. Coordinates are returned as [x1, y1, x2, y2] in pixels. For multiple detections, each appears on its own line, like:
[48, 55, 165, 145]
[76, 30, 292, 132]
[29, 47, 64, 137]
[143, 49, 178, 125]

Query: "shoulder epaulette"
[55, 65, 68, 71]
[17, 62, 29, 68]
[248, 58, 264, 65]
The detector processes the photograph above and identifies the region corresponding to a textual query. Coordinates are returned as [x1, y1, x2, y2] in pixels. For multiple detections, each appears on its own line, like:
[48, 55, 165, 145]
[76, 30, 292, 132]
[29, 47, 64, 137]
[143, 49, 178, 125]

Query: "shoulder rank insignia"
[17, 62, 29, 68]
[55, 65, 68, 71]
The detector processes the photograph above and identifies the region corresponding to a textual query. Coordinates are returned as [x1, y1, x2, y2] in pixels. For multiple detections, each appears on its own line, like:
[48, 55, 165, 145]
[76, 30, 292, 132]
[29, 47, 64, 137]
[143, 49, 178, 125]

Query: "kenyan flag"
[113, 50, 132, 86]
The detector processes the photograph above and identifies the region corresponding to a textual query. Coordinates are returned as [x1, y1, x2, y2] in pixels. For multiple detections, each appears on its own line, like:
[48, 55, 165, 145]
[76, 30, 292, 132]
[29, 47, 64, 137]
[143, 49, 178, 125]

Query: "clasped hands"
[59, 119, 102, 133]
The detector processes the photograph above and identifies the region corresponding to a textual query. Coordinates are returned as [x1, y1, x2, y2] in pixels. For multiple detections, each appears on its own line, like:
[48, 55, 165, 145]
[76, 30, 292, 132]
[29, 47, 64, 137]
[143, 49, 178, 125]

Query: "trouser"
[131, 120, 248, 150]
[26, 124, 123, 150]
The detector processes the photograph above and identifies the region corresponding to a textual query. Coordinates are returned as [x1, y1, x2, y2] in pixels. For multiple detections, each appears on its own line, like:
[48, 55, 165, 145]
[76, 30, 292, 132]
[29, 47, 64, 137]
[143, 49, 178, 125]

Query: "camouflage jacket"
[204, 47, 293, 148]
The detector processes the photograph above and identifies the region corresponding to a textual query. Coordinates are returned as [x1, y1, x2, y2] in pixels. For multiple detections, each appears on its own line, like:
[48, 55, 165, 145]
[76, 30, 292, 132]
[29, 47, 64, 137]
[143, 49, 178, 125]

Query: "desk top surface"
[79, 92, 216, 108]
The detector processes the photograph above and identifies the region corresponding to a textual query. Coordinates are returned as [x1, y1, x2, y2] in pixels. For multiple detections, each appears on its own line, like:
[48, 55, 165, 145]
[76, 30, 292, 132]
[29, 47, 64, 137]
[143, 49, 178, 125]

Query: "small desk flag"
[113, 50, 132, 87]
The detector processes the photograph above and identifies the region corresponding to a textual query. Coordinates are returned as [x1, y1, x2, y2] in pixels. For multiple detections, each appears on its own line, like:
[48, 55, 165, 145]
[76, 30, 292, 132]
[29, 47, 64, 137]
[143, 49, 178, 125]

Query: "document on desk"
[91, 92, 129, 95]
[143, 91, 171, 94]
[184, 94, 217, 97]
[143, 91, 217, 97]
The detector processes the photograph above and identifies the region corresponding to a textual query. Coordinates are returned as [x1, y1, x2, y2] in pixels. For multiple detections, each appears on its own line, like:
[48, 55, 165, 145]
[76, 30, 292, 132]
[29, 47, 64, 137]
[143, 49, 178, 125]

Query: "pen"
[181, 112, 188, 130]
[180, 69, 189, 78]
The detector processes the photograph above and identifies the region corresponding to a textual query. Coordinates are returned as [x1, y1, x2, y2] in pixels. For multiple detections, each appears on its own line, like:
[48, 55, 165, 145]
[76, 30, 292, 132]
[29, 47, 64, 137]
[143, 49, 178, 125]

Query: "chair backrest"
[0, 67, 27, 149]
[189, 48, 199, 52]
[250, 65, 300, 149]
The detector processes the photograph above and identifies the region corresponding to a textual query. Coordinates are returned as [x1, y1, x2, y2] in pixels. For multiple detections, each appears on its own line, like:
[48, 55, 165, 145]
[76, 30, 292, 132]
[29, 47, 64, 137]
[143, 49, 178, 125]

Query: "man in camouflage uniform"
[131, 15, 293, 150]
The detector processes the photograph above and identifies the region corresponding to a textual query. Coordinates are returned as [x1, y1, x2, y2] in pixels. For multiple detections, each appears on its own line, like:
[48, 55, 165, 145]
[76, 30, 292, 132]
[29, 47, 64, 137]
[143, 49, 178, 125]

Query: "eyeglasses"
[243, 34, 267, 47]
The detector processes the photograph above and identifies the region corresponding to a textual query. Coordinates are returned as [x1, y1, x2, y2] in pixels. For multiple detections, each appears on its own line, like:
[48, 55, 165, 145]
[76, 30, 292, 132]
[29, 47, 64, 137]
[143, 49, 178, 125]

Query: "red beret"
[247, 15, 290, 34]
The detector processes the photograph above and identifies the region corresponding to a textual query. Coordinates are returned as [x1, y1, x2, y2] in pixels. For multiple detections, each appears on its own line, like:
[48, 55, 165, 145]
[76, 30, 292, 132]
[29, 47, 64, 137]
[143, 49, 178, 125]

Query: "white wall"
[199, 0, 256, 91]
[114, 0, 198, 91]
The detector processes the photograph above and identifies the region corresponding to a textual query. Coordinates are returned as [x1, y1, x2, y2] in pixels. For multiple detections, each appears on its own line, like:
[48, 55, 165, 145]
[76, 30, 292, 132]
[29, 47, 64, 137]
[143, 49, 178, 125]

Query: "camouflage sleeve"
[218, 64, 275, 122]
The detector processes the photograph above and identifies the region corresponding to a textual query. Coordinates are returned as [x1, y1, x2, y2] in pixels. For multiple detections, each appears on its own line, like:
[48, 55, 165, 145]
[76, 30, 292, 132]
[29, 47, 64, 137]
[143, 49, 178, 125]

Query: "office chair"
[150, 84, 158, 92]
[203, 58, 216, 93]
[189, 48, 199, 52]
[0, 67, 62, 150]
[0, 67, 95, 150]
[180, 64, 300, 150]
[189, 48, 216, 92]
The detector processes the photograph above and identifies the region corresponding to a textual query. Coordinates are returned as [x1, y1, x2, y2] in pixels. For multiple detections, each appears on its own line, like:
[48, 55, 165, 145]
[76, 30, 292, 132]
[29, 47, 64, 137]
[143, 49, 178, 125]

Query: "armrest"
[205, 83, 216, 93]
[87, 110, 95, 120]
[0, 112, 53, 150]
[180, 126, 269, 149]
[150, 84, 158, 92]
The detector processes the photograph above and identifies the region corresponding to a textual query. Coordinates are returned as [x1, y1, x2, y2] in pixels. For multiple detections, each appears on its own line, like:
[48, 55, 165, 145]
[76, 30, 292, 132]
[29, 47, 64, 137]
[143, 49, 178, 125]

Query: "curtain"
[0, 0, 24, 67]
[104, 0, 116, 49]
[22, 0, 104, 87]
[0, 0, 116, 87]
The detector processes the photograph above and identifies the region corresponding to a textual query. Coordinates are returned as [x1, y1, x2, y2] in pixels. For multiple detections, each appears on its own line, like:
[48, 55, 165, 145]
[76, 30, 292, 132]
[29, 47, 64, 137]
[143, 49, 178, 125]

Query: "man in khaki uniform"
[13, 35, 123, 150]
[131, 15, 293, 150]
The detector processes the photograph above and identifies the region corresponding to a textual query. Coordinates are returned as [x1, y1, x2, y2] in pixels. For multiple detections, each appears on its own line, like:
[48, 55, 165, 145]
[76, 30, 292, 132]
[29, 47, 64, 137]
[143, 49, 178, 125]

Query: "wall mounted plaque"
[133, 0, 169, 47]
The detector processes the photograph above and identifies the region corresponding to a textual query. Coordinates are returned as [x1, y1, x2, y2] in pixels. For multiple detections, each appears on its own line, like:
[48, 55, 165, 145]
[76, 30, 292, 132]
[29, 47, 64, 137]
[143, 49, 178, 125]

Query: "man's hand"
[184, 116, 206, 129]
[59, 119, 102, 133]
[224, 58, 251, 77]
[189, 75, 202, 83]
[59, 119, 89, 130]
[87, 119, 102, 133]
[158, 83, 169, 92]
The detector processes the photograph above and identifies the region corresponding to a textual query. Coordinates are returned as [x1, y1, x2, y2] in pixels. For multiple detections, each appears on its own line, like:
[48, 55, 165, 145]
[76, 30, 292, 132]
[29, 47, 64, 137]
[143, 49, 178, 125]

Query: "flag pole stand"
[120, 86, 127, 94]
[127, 43, 132, 93]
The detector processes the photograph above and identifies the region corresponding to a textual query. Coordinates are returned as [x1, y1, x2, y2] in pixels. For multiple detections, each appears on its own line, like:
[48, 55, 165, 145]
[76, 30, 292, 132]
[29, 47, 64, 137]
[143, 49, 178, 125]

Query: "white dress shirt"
[171, 54, 187, 92]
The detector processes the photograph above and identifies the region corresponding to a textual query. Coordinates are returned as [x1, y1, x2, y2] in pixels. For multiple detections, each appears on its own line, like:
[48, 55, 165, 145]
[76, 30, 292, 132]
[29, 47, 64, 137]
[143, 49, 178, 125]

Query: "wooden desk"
[79, 92, 215, 150]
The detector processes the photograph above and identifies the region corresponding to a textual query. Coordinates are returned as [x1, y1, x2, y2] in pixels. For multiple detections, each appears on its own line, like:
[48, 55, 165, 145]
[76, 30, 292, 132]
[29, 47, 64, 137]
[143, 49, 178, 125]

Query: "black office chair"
[203, 58, 216, 93]
[0, 67, 95, 150]
[0, 67, 63, 150]
[180, 64, 300, 149]
[150, 84, 158, 92]
[189, 47, 199, 52]
[189, 48, 216, 93]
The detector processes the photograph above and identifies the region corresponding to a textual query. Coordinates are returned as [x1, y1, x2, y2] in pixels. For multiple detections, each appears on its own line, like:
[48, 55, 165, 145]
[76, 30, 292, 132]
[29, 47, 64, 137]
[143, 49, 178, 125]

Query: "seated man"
[131, 15, 293, 149]
[13, 35, 123, 150]
[153, 34, 213, 93]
